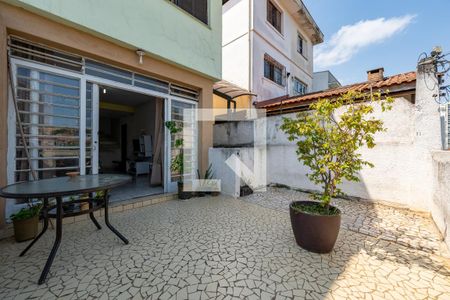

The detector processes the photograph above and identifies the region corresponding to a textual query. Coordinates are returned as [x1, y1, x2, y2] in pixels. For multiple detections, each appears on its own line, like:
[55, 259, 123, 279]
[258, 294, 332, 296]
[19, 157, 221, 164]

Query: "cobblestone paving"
[0, 193, 449, 299]
[243, 187, 450, 258]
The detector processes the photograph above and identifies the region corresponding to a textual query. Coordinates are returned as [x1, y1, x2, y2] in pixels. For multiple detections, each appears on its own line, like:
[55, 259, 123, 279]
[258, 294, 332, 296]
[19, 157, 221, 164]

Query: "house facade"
[0, 0, 222, 226]
[222, 0, 323, 103]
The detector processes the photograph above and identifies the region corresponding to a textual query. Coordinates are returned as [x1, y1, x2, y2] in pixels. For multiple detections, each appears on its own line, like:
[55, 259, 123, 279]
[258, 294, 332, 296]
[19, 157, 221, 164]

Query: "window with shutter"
[267, 0, 282, 33]
[264, 54, 285, 86]
[297, 33, 305, 56]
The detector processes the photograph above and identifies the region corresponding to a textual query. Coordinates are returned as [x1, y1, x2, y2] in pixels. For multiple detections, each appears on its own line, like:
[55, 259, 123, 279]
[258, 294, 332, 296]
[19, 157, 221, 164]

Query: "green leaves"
[174, 138, 184, 148]
[165, 121, 185, 180]
[10, 203, 42, 221]
[165, 121, 183, 134]
[281, 91, 392, 208]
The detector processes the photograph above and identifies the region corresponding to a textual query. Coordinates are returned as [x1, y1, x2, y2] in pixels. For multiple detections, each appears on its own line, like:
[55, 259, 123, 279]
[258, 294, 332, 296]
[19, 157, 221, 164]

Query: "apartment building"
[222, 0, 323, 103]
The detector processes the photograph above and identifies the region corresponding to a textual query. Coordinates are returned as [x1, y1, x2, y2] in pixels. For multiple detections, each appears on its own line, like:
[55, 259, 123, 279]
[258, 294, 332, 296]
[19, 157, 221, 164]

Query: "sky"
[303, 0, 450, 85]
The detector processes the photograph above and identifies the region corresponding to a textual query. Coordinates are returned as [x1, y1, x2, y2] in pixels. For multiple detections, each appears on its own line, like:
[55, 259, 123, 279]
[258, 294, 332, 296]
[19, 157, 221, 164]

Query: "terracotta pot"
[66, 171, 80, 179]
[289, 201, 341, 253]
[177, 182, 192, 200]
[13, 216, 39, 242]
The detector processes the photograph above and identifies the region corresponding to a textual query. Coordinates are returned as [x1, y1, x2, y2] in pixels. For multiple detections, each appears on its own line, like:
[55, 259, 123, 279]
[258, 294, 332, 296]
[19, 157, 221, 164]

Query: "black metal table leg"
[103, 190, 129, 244]
[38, 197, 63, 285]
[20, 198, 49, 257]
[88, 192, 102, 230]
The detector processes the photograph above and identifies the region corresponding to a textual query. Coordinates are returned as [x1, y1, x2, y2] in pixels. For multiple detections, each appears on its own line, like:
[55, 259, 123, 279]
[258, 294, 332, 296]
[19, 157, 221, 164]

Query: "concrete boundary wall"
[431, 151, 450, 249]
[212, 94, 436, 210]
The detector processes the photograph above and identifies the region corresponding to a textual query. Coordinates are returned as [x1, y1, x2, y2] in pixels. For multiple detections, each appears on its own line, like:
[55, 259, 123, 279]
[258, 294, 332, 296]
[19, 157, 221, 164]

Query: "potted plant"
[165, 121, 192, 200]
[10, 203, 42, 242]
[80, 193, 90, 211]
[280, 91, 393, 253]
[197, 163, 220, 197]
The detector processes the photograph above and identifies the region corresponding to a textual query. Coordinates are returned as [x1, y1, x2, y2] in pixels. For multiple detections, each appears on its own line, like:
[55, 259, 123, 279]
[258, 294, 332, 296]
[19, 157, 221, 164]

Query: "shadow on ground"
[0, 189, 448, 299]
[241, 186, 450, 299]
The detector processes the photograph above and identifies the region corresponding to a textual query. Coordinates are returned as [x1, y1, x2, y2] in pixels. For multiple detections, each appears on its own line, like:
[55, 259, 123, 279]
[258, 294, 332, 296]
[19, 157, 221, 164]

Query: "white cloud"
[314, 15, 416, 69]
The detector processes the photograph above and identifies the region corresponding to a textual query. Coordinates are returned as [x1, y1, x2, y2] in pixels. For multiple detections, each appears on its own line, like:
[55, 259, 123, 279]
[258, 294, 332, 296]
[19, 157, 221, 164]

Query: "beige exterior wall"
[213, 94, 253, 109]
[0, 2, 214, 227]
[213, 94, 229, 110]
[234, 95, 253, 109]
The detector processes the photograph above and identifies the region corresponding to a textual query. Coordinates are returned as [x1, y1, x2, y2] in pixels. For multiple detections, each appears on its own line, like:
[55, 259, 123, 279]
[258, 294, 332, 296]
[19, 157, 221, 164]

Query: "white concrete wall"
[431, 151, 450, 249]
[222, 0, 314, 101]
[222, 0, 251, 90]
[213, 121, 254, 147]
[312, 71, 341, 92]
[209, 148, 242, 198]
[212, 95, 436, 210]
[265, 96, 428, 208]
[312, 71, 329, 92]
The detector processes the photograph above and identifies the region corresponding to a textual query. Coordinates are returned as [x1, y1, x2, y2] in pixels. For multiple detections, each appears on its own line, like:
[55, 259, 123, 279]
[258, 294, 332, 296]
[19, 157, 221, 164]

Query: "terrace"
[0, 188, 449, 299]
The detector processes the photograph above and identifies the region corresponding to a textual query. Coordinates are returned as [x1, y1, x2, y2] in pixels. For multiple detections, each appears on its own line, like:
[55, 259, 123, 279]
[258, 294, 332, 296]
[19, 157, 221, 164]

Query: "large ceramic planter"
[13, 216, 39, 242]
[289, 201, 341, 253]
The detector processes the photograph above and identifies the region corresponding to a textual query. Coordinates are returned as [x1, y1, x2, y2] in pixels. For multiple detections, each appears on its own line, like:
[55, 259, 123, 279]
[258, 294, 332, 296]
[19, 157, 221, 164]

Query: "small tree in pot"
[280, 91, 393, 253]
[165, 121, 192, 200]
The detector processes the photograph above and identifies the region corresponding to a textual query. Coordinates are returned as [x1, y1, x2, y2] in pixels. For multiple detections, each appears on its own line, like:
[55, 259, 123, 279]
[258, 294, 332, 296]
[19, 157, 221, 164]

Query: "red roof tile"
[256, 71, 416, 110]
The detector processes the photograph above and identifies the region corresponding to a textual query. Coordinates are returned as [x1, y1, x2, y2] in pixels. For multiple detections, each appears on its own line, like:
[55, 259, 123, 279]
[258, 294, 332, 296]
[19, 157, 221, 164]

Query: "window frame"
[264, 54, 285, 87]
[169, 0, 209, 26]
[297, 32, 306, 58]
[293, 77, 308, 96]
[267, 0, 282, 34]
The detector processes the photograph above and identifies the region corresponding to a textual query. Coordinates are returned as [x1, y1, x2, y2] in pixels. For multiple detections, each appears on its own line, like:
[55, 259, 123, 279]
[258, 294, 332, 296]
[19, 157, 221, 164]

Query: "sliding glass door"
[165, 99, 198, 193]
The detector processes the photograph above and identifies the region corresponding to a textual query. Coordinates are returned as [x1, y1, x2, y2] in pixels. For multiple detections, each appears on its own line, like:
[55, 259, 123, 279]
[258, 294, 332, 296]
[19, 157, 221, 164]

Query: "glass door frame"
[8, 58, 199, 193]
[7, 58, 85, 183]
[164, 97, 199, 193]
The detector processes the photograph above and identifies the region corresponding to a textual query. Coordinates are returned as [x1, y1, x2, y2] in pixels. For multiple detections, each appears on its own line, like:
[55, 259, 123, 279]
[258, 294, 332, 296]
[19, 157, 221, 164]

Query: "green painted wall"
[5, 0, 222, 80]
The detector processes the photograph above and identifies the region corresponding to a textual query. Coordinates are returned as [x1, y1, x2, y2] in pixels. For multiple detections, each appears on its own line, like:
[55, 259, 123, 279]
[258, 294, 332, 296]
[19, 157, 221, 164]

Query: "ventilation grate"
[170, 84, 199, 101]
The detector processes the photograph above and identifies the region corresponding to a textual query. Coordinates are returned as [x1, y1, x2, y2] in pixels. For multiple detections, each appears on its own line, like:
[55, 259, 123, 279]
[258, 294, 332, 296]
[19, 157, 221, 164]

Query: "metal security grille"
[9, 36, 83, 72]
[170, 101, 197, 182]
[8, 36, 199, 101]
[85, 59, 171, 94]
[14, 65, 82, 181]
[86, 83, 93, 174]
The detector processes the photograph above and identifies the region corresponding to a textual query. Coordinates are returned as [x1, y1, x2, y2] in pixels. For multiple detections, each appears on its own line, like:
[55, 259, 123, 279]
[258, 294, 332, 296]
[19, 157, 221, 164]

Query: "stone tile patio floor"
[0, 188, 449, 299]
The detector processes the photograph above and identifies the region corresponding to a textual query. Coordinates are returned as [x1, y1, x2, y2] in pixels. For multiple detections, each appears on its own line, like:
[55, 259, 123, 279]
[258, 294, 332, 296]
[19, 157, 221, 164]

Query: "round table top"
[0, 174, 132, 198]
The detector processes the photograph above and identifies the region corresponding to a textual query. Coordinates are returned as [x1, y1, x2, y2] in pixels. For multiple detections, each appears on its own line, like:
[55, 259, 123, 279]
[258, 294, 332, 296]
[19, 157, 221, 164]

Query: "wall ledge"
[432, 150, 450, 162]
